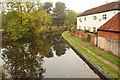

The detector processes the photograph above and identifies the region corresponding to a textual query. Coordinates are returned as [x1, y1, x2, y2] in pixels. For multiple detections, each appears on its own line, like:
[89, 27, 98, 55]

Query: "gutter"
[97, 29, 120, 33]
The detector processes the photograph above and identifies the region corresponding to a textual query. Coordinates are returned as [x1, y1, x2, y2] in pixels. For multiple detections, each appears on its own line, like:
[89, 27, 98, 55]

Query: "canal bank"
[62, 31, 119, 79]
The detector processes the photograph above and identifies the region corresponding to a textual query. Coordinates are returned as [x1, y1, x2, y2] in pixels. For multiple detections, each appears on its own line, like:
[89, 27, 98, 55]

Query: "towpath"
[65, 31, 119, 74]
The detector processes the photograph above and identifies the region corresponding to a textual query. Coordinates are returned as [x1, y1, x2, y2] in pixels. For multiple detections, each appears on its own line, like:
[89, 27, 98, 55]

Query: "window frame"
[103, 14, 107, 19]
[84, 17, 86, 21]
[79, 26, 81, 30]
[79, 18, 82, 22]
[84, 26, 86, 30]
[93, 16, 97, 20]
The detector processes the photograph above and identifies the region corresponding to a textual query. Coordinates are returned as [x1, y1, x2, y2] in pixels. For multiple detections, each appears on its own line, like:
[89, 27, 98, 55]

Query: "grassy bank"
[62, 31, 119, 78]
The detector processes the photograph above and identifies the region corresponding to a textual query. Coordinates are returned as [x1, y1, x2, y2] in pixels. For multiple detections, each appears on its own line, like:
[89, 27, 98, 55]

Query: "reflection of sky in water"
[43, 48, 99, 78]
[0, 49, 5, 65]
[0, 49, 3, 79]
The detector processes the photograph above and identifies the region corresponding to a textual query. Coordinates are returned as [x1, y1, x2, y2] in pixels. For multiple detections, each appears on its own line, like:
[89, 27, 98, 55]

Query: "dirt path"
[65, 31, 119, 73]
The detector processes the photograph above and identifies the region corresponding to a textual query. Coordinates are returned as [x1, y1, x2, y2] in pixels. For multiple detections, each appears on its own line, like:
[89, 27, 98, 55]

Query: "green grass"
[66, 31, 119, 67]
[62, 31, 119, 78]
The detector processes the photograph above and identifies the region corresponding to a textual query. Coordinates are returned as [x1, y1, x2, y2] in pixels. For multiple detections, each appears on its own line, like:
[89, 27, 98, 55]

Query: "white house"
[77, 1, 120, 32]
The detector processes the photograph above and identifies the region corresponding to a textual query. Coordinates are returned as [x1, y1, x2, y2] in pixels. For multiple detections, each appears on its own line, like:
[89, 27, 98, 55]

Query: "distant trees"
[44, 2, 53, 13]
[52, 2, 66, 27]
[64, 10, 77, 27]
[2, 1, 78, 41]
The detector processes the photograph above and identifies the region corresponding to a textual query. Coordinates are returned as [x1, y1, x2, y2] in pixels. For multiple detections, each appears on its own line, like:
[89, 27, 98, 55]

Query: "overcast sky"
[41, 0, 117, 13]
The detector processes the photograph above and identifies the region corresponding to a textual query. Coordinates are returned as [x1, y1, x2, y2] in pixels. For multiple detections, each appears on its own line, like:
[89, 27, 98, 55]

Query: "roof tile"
[78, 2, 120, 17]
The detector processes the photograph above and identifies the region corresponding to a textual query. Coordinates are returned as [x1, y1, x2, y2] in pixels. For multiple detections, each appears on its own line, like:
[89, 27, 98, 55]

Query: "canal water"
[0, 31, 99, 78]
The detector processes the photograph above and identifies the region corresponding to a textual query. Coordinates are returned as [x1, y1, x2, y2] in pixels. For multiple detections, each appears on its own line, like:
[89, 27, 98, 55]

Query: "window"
[114, 12, 116, 14]
[103, 14, 107, 19]
[93, 16, 97, 20]
[88, 27, 91, 31]
[79, 26, 81, 30]
[93, 27, 96, 31]
[79, 18, 82, 22]
[84, 17, 86, 21]
[84, 26, 86, 30]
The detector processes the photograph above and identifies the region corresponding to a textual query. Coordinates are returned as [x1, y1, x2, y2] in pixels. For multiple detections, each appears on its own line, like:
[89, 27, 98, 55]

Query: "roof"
[77, 2, 120, 17]
[98, 13, 120, 32]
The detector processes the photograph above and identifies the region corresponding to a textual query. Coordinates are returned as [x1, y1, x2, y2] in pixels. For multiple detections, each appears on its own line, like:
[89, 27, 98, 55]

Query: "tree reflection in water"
[2, 32, 69, 78]
[52, 33, 68, 56]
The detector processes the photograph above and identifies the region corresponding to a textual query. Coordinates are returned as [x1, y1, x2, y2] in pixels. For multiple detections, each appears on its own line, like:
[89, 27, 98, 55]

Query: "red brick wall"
[70, 31, 96, 45]
[79, 32, 87, 40]
[90, 35, 96, 45]
[98, 31, 120, 40]
[75, 32, 79, 37]
[71, 31, 75, 36]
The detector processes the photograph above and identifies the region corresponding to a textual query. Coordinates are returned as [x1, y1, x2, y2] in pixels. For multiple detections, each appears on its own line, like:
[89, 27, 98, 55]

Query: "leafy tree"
[2, 1, 52, 41]
[2, 10, 24, 40]
[52, 2, 66, 27]
[44, 13, 52, 28]
[64, 10, 77, 27]
[44, 2, 53, 13]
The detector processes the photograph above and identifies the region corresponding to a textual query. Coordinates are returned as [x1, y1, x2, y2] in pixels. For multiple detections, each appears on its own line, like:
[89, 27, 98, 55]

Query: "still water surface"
[0, 32, 99, 78]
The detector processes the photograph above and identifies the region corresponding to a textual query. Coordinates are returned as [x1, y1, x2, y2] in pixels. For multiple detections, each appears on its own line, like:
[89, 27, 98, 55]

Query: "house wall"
[98, 31, 120, 57]
[98, 36, 120, 57]
[77, 10, 119, 32]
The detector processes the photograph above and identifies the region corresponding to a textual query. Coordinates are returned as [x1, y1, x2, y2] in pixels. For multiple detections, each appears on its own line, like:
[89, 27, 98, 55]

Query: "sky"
[41, 0, 117, 13]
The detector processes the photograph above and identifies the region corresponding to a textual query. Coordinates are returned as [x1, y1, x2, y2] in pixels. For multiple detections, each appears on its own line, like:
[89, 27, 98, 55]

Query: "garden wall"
[91, 34, 97, 45]
[70, 31, 97, 45]
[70, 30, 120, 57]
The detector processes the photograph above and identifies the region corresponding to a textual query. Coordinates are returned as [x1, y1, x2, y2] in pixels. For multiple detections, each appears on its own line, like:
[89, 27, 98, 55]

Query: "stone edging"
[62, 36, 116, 80]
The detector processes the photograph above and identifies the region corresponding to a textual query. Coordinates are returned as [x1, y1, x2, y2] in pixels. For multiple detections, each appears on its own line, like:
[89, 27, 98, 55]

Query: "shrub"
[93, 31, 97, 35]
[69, 29, 71, 32]
[71, 27, 79, 33]
[87, 33, 91, 42]
[84, 30, 90, 33]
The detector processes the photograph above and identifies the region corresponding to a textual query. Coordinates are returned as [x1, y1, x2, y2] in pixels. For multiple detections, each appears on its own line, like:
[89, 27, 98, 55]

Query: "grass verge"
[62, 31, 119, 78]
[68, 32, 119, 67]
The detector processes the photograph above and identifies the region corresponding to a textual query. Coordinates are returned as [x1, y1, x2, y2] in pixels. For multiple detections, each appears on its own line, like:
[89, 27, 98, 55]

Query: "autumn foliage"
[2, 1, 52, 41]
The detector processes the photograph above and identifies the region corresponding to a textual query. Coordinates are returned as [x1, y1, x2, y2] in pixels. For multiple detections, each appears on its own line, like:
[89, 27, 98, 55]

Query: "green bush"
[87, 33, 91, 42]
[93, 31, 97, 35]
[84, 30, 90, 33]
[71, 27, 79, 33]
